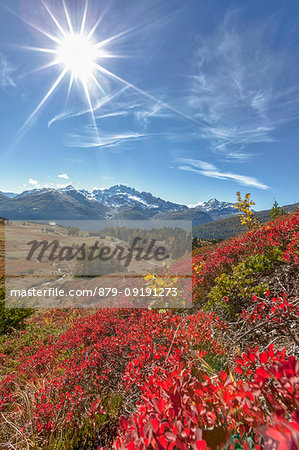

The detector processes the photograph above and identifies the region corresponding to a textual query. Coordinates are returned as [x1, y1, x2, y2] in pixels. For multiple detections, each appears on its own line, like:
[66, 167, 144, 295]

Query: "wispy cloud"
[48, 91, 162, 149]
[135, 102, 173, 128]
[188, 10, 299, 160]
[48, 85, 176, 149]
[176, 158, 269, 190]
[58, 173, 69, 180]
[64, 124, 149, 149]
[48, 88, 129, 128]
[48, 110, 73, 128]
[95, 111, 129, 119]
[0, 53, 16, 89]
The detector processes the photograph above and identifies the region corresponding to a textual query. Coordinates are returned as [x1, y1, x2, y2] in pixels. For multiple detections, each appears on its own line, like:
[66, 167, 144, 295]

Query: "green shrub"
[0, 278, 34, 335]
[206, 253, 280, 316]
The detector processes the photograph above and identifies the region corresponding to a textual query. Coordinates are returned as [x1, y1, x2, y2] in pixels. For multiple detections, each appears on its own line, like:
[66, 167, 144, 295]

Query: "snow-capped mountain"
[59, 184, 187, 213]
[192, 198, 237, 218]
[0, 184, 238, 222]
[188, 198, 235, 212]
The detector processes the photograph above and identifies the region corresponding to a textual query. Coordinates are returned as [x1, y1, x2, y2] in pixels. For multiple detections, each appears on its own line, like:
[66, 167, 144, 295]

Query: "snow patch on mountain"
[187, 201, 205, 208]
[14, 184, 237, 218]
[77, 185, 186, 212]
[189, 198, 236, 213]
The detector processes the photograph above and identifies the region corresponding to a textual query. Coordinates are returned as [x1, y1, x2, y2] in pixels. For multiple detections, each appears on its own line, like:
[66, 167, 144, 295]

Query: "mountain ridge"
[0, 184, 235, 212]
[0, 184, 271, 224]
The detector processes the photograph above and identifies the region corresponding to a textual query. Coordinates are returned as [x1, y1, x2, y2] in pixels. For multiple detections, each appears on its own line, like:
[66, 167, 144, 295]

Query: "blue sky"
[0, 0, 298, 210]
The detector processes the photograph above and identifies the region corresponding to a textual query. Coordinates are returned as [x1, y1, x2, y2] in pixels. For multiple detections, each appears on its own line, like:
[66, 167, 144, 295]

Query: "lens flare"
[57, 34, 98, 82]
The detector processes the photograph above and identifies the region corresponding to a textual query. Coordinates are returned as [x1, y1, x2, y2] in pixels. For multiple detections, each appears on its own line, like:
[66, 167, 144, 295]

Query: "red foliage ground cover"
[116, 345, 299, 449]
[192, 212, 299, 296]
[0, 213, 298, 448]
[0, 309, 224, 447]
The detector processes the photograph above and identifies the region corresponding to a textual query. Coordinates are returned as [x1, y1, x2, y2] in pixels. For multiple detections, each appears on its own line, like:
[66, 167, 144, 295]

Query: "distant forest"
[92, 226, 191, 259]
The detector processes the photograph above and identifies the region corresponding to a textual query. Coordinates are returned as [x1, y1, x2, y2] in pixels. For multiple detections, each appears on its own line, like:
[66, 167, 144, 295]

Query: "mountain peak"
[206, 198, 220, 206]
[85, 185, 186, 212]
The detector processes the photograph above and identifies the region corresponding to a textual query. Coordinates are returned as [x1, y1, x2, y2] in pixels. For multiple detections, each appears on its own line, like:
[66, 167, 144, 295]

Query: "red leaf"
[219, 370, 228, 382]
[256, 366, 270, 379]
[259, 353, 268, 364]
[235, 366, 243, 375]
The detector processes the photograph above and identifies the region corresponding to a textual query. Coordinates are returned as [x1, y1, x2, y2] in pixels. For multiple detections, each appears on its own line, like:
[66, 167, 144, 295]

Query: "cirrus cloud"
[175, 158, 269, 190]
[188, 10, 299, 160]
[0, 53, 16, 89]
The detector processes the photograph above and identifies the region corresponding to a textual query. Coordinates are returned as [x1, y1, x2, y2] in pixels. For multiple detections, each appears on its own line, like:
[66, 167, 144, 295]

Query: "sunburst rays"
[2, 0, 203, 142]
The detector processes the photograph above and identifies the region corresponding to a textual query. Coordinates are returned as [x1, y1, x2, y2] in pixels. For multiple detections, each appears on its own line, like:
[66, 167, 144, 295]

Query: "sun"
[12, 0, 200, 140]
[57, 34, 98, 82]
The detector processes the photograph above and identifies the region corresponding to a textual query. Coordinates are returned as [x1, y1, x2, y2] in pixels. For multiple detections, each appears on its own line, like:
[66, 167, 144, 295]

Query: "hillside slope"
[0, 189, 108, 220]
[0, 212, 298, 448]
[193, 202, 299, 239]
